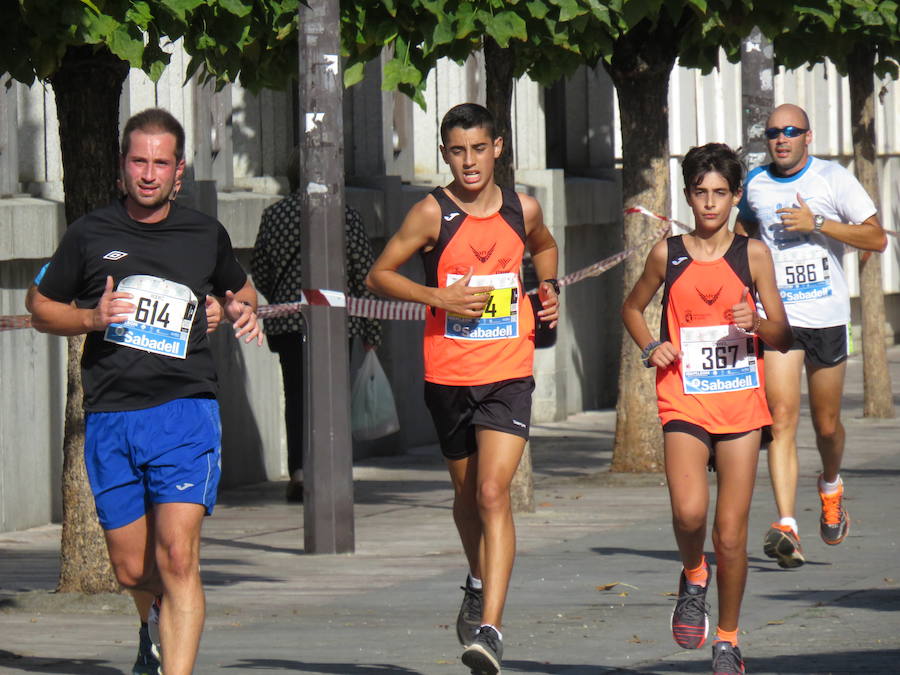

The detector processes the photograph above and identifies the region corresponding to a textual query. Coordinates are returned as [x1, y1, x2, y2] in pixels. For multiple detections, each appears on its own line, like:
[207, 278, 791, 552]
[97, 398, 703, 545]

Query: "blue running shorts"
[85, 397, 222, 530]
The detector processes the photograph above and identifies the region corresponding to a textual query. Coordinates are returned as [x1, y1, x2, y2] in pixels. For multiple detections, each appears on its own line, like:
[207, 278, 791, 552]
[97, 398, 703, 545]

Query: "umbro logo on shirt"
[444, 212, 461, 222]
[103, 250, 129, 261]
[672, 256, 688, 266]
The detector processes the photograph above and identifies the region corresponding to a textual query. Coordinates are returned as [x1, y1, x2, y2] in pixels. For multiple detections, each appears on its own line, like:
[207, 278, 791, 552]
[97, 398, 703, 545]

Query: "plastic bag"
[351, 350, 400, 440]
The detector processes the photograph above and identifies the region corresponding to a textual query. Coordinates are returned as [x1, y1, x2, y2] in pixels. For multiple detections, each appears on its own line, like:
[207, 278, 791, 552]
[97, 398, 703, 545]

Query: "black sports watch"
[542, 278, 561, 295]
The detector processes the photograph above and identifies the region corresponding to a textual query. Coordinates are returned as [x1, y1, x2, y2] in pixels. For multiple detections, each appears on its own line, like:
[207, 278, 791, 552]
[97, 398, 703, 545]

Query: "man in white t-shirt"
[735, 103, 885, 569]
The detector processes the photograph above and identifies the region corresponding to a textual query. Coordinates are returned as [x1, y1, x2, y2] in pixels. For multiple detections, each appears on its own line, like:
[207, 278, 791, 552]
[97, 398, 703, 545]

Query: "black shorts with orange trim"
[424, 376, 535, 460]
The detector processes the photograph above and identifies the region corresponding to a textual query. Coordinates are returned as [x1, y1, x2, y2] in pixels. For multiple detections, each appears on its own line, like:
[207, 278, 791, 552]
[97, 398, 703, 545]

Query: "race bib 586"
[773, 249, 832, 304]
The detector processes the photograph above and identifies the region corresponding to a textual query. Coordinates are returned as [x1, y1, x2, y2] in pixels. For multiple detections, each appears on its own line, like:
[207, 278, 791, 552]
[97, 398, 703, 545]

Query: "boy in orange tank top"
[622, 144, 792, 675]
[367, 103, 559, 675]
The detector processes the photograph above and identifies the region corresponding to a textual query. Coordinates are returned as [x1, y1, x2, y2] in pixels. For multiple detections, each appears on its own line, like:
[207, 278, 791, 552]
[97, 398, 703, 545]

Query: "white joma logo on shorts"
[176, 482, 195, 491]
[103, 250, 128, 261]
[512, 419, 527, 429]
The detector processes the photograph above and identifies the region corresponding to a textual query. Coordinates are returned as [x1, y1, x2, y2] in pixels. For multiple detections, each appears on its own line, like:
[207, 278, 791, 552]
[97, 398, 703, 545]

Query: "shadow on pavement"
[354, 479, 452, 506]
[220, 660, 423, 673]
[201, 537, 301, 557]
[590, 547, 682, 563]
[215, 479, 455, 509]
[758, 586, 900, 612]
[840, 467, 900, 477]
[0, 651, 121, 674]
[642, 648, 900, 674]
[504, 661, 697, 674]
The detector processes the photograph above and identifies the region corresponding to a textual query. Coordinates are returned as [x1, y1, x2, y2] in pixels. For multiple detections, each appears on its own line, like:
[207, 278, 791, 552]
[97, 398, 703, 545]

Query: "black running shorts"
[663, 419, 760, 472]
[424, 376, 535, 460]
[762, 324, 848, 368]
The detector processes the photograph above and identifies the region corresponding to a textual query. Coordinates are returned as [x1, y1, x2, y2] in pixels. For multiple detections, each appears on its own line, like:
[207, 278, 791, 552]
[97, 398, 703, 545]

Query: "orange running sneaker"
[819, 476, 850, 545]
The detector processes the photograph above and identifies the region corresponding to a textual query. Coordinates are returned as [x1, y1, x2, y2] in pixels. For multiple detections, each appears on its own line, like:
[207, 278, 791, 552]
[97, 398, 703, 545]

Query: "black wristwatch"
[542, 278, 561, 295]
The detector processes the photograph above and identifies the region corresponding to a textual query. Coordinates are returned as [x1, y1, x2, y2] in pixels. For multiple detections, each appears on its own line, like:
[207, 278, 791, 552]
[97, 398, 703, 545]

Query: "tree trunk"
[484, 38, 515, 190]
[484, 38, 534, 511]
[49, 45, 129, 593]
[604, 19, 679, 472]
[847, 44, 893, 419]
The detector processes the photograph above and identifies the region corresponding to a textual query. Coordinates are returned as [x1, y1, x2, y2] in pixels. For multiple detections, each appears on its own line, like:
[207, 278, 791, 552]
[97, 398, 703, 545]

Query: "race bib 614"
[104, 275, 198, 359]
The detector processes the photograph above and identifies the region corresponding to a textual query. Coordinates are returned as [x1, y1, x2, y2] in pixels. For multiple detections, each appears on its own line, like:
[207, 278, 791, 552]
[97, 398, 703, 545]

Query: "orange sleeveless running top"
[656, 235, 772, 433]
[422, 186, 535, 385]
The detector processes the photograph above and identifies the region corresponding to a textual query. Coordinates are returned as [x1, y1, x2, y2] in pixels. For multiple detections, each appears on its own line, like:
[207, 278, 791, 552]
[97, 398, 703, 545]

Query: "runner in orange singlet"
[367, 103, 559, 675]
[623, 143, 792, 675]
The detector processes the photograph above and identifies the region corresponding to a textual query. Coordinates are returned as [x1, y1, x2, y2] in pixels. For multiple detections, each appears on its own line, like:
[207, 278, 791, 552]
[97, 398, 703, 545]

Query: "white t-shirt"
[737, 156, 877, 328]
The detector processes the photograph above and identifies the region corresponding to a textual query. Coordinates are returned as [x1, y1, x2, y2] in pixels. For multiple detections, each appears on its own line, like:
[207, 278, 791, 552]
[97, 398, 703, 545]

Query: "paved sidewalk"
[1, 346, 899, 674]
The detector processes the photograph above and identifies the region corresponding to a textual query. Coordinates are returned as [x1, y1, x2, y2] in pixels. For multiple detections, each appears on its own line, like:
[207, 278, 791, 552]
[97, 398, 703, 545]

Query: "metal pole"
[298, 0, 355, 553]
[741, 26, 775, 171]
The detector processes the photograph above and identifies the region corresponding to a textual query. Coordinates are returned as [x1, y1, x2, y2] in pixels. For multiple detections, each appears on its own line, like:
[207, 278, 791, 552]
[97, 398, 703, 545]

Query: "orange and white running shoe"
[763, 523, 806, 568]
[819, 476, 850, 545]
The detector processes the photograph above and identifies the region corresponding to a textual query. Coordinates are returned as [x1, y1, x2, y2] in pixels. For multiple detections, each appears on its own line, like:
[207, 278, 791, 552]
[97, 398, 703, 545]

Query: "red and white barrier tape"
[552, 207, 680, 289]
[0, 315, 31, 332]
[2, 206, 679, 330]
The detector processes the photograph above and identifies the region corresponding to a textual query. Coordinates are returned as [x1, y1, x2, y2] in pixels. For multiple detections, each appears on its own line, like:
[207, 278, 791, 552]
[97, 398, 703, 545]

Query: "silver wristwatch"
[813, 214, 825, 232]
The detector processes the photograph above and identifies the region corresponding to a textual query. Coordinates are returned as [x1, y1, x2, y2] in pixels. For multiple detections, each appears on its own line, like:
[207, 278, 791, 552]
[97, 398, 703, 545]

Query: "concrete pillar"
[0, 77, 20, 196]
[344, 52, 414, 182]
[188, 76, 228, 217]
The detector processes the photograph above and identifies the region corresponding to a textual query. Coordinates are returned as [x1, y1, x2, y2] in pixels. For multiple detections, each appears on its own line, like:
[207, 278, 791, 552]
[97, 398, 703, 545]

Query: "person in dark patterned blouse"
[251, 147, 382, 501]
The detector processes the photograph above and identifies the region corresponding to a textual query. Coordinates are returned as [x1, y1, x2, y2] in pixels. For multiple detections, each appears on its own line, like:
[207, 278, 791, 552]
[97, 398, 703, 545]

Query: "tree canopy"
[0, 0, 300, 91]
[769, 0, 899, 78]
[341, 0, 619, 106]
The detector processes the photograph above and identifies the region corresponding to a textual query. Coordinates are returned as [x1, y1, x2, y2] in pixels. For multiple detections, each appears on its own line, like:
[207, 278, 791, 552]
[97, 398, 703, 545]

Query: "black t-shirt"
[39, 199, 248, 412]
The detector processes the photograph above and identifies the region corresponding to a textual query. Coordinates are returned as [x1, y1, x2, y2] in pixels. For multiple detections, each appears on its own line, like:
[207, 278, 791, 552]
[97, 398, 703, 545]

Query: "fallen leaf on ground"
[596, 581, 639, 592]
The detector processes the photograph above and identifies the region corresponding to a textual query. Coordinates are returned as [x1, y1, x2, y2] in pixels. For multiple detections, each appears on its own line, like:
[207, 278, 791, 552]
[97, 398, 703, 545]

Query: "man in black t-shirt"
[30, 108, 262, 675]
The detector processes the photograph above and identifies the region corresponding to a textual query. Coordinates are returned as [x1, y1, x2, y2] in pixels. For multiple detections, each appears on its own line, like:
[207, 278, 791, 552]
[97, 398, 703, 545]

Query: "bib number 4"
[444, 272, 519, 341]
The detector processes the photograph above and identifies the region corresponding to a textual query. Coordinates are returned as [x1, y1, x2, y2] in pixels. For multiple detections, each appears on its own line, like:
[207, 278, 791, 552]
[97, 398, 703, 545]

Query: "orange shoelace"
[820, 489, 844, 525]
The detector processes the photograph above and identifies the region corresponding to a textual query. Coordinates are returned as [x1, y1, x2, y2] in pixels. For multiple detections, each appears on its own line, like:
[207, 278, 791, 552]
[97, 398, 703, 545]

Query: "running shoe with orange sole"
[763, 523, 805, 568]
[819, 477, 850, 545]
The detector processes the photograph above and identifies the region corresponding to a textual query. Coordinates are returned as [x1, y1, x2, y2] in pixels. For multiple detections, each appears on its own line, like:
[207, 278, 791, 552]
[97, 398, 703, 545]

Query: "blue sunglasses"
[764, 126, 808, 139]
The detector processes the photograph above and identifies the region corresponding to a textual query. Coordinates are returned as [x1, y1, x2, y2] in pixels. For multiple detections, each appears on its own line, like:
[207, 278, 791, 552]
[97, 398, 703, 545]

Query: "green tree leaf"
[485, 10, 528, 46]
[344, 59, 365, 87]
